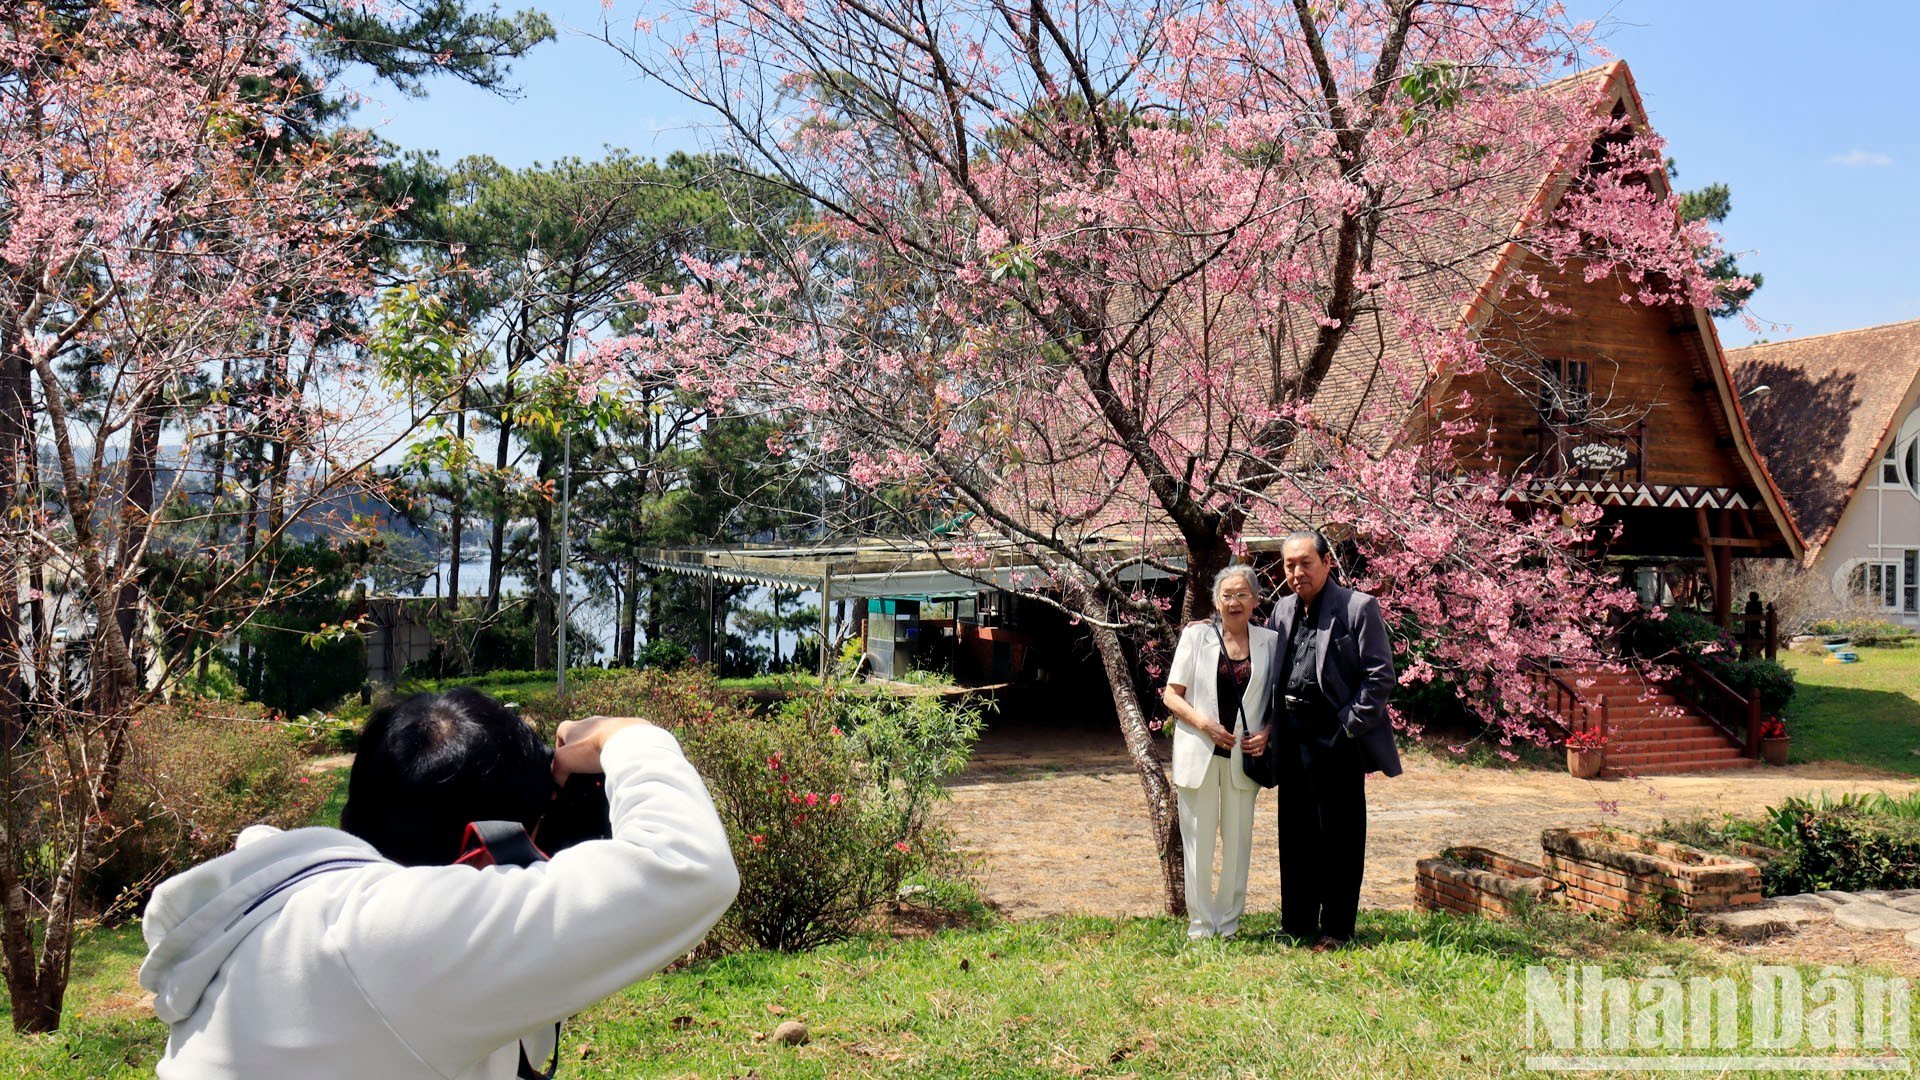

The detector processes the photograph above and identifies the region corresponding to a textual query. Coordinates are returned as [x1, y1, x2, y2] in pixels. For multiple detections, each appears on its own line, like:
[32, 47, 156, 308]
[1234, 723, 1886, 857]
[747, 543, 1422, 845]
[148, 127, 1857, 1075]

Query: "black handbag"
[1214, 622, 1279, 789]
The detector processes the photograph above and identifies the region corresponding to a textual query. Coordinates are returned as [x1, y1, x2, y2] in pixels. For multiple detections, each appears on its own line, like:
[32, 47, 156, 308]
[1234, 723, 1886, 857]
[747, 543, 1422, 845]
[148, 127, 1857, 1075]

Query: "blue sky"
[342, 0, 1919, 348]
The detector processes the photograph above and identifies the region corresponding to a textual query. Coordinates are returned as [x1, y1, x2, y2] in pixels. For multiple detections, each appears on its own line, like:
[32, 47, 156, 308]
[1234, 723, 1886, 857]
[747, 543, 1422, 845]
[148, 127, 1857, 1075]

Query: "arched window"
[1884, 408, 1920, 498]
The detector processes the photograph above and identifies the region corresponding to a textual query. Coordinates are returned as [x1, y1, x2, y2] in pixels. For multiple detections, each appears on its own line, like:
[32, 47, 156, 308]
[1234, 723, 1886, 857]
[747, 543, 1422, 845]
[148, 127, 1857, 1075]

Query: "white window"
[1907, 551, 1919, 615]
[1845, 552, 1920, 614]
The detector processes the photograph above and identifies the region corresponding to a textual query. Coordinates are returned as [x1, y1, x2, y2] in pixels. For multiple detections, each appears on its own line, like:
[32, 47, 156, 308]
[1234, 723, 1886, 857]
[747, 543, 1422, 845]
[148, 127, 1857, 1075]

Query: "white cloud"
[1829, 150, 1895, 168]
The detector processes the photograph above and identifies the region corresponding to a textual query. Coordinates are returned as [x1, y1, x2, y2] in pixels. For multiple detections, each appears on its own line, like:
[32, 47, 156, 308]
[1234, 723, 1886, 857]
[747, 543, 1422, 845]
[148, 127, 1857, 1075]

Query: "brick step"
[1599, 707, 1696, 722]
[1602, 750, 1749, 771]
[1602, 757, 1757, 777]
[1604, 721, 1733, 738]
[1608, 736, 1744, 755]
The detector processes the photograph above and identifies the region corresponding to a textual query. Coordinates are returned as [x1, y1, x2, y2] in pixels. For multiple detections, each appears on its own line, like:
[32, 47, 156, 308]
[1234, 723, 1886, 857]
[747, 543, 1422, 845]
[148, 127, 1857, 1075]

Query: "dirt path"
[942, 727, 1920, 920]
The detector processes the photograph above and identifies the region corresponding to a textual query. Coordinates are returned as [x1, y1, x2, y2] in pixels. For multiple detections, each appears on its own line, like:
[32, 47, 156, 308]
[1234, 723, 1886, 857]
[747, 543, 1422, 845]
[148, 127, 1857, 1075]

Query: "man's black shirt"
[1278, 591, 1330, 723]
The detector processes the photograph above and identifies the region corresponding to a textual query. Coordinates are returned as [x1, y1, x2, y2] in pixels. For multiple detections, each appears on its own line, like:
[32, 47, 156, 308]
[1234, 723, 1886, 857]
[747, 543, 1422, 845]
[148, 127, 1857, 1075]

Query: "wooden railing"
[1730, 593, 1779, 661]
[1654, 656, 1763, 758]
[1524, 660, 1608, 744]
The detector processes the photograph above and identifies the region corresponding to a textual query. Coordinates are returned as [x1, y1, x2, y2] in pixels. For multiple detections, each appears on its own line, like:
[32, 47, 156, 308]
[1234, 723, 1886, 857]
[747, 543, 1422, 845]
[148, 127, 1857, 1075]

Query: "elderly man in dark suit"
[1264, 529, 1400, 951]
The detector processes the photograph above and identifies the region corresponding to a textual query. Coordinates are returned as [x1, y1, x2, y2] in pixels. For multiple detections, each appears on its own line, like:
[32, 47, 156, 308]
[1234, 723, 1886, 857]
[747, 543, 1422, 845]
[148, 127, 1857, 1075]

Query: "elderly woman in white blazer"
[1161, 564, 1277, 940]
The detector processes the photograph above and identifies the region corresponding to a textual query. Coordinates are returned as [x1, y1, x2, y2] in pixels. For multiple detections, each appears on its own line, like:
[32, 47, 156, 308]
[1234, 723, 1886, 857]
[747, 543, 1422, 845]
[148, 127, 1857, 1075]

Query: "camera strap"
[454, 821, 563, 1080]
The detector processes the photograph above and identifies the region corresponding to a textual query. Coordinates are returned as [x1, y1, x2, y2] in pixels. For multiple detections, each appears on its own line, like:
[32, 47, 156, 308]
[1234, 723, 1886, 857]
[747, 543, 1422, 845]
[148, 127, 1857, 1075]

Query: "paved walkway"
[941, 727, 1920, 920]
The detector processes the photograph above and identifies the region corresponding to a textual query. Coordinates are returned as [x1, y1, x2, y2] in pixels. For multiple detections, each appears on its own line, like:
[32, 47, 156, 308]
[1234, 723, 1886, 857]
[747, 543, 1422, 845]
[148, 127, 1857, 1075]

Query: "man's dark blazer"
[1265, 580, 1402, 777]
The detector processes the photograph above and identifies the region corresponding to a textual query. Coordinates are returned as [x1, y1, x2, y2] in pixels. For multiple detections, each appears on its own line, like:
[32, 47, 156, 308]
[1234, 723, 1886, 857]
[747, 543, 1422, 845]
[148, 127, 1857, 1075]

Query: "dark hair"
[1281, 529, 1331, 558]
[340, 688, 552, 866]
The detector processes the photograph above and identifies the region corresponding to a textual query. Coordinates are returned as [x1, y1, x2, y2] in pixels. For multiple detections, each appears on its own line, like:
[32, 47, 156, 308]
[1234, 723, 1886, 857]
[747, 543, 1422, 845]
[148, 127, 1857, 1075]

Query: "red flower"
[828, 793, 843, 807]
[750, 834, 764, 846]
[830, 725, 843, 736]
[1565, 727, 1606, 751]
[893, 841, 910, 853]
[804, 792, 820, 807]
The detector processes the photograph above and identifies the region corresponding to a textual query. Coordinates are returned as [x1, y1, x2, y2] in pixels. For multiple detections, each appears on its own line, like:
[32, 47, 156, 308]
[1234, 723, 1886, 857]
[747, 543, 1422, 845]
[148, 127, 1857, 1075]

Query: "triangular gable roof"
[1726, 318, 1920, 551]
[1396, 61, 1803, 560]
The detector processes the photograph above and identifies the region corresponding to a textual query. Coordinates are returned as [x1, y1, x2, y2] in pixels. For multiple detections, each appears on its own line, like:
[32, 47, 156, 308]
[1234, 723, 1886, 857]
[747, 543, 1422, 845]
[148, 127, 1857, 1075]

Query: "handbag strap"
[1211, 619, 1251, 735]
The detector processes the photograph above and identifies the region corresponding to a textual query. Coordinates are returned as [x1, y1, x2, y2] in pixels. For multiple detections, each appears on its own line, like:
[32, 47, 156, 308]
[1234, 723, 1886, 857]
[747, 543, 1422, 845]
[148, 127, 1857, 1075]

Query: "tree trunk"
[617, 558, 638, 667]
[115, 398, 162, 683]
[485, 407, 513, 619]
[0, 325, 40, 1028]
[447, 404, 465, 604]
[532, 447, 555, 670]
[1059, 570, 1185, 915]
[644, 574, 661, 649]
[1183, 535, 1234, 624]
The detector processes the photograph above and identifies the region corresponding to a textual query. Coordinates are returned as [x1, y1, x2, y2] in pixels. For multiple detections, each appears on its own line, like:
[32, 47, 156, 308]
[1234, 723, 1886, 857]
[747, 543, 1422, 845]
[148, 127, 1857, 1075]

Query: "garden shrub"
[1711, 657, 1797, 717]
[1805, 618, 1916, 646]
[1664, 795, 1920, 896]
[94, 701, 337, 914]
[1769, 806, 1920, 894]
[284, 712, 361, 755]
[1634, 607, 1733, 661]
[524, 669, 986, 951]
[1630, 607, 1796, 717]
[637, 638, 691, 670]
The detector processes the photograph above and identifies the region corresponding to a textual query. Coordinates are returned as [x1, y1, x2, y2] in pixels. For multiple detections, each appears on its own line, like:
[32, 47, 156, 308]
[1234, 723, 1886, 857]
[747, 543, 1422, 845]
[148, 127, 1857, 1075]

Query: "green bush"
[1669, 794, 1920, 896]
[638, 638, 691, 670]
[283, 712, 361, 755]
[519, 669, 985, 951]
[1713, 657, 1797, 717]
[1770, 806, 1920, 894]
[95, 702, 338, 915]
[1633, 607, 1734, 661]
[1805, 618, 1916, 646]
[1630, 608, 1796, 718]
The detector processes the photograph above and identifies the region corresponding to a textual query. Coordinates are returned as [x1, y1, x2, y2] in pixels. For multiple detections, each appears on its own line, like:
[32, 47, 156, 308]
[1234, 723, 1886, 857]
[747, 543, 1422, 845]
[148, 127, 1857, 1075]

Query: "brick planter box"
[1541, 827, 1762, 920]
[1416, 846, 1559, 919]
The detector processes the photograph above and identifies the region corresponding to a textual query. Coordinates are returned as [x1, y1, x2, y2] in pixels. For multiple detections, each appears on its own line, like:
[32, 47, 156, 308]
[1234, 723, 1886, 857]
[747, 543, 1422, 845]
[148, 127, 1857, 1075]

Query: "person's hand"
[1242, 730, 1268, 756]
[553, 715, 654, 783]
[1208, 723, 1236, 750]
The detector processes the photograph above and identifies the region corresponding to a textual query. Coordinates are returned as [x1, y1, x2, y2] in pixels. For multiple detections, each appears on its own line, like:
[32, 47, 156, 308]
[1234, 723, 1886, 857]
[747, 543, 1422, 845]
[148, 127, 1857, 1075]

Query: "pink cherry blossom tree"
[591, 0, 1735, 912]
[0, 0, 403, 1030]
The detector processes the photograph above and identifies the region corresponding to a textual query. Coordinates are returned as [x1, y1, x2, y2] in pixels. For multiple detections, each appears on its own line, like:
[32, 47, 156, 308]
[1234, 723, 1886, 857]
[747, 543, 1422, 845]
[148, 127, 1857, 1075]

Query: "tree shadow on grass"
[1789, 685, 1920, 776]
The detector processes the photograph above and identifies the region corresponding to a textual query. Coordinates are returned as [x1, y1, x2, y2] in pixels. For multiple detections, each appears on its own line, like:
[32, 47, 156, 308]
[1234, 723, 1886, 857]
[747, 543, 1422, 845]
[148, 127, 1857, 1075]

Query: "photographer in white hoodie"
[138, 689, 739, 1079]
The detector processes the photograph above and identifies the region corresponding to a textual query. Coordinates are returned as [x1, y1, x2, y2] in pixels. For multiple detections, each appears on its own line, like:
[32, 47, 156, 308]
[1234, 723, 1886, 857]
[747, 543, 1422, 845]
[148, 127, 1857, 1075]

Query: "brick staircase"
[1549, 665, 1755, 777]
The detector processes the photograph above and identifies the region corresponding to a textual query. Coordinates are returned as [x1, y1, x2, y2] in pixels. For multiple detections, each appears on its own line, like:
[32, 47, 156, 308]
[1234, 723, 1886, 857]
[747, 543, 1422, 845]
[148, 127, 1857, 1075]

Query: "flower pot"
[1760, 736, 1790, 767]
[1566, 747, 1604, 779]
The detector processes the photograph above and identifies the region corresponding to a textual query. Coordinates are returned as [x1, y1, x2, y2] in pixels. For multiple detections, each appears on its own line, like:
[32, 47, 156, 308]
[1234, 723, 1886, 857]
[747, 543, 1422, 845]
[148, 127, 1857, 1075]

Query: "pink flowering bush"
[549, 669, 979, 951]
[92, 701, 337, 916]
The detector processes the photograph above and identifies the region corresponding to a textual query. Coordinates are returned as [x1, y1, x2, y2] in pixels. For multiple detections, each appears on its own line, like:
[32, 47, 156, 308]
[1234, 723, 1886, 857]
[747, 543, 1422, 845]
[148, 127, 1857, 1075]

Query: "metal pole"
[818, 569, 832, 680]
[557, 424, 570, 695]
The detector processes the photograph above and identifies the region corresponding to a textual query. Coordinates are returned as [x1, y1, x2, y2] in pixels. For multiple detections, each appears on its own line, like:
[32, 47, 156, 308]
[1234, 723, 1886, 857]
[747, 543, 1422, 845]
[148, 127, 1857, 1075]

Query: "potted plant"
[1565, 726, 1606, 779]
[1759, 717, 1789, 766]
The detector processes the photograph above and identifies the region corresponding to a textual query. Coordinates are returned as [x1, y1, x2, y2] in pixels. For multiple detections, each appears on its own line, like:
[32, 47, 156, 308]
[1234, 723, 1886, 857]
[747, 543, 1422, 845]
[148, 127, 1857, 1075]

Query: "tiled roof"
[1726, 319, 1920, 550]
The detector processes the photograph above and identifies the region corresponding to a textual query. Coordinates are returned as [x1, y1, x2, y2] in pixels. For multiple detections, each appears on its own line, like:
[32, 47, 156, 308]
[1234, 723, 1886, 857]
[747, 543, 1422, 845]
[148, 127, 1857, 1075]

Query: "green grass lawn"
[4, 910, 1904, 1077]
[1781, 641, 1920, 773]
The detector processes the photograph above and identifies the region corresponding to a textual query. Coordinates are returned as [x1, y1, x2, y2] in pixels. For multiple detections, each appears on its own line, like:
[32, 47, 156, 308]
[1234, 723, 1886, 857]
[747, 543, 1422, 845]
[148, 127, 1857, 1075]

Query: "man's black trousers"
[1276, 727, 1366, 942]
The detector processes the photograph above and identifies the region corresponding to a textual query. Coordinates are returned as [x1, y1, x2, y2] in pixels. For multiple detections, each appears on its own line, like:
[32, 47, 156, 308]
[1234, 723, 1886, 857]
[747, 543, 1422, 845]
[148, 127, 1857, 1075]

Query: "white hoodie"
[139, 724, 739, 1079]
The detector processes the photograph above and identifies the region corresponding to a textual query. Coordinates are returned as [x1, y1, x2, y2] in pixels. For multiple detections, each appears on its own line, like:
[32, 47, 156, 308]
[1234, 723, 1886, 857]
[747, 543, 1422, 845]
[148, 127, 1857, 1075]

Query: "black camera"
[534, 756, 613, 854]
